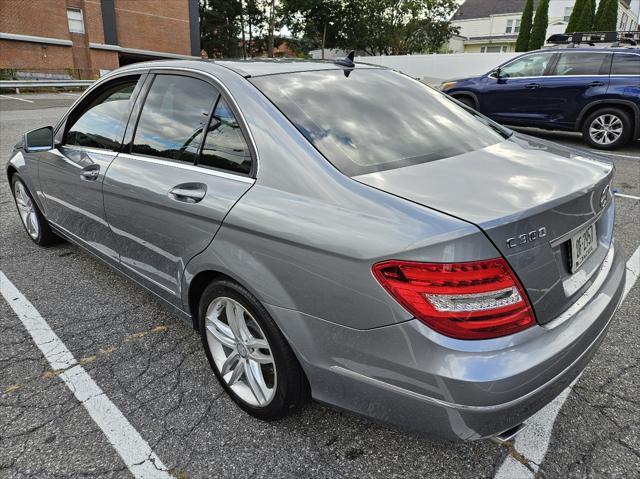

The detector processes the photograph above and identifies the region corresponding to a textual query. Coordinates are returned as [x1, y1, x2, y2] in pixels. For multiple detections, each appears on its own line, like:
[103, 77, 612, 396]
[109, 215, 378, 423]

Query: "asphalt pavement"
[1, 93, 639, 479]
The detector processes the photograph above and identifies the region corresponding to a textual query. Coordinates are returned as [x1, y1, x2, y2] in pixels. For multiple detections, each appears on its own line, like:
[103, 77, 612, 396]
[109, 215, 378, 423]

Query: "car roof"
[115, 58, 384, 79]
[537, 47, 640, 54]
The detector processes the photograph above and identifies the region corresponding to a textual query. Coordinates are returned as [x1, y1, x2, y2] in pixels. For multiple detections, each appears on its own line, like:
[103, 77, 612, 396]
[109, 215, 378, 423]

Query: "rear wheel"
[199, 279, 308, 419]
[582, 107, 633, 150]
[11, 175, 58, 246]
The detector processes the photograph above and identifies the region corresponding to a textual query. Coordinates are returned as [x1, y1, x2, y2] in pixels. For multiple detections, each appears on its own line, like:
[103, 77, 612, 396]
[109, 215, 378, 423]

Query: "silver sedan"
[7, 58, 625, 440]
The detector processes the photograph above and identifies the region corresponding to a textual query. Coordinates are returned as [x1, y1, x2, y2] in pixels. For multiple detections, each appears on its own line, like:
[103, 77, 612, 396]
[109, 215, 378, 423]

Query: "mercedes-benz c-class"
[7, 58, 625, 440]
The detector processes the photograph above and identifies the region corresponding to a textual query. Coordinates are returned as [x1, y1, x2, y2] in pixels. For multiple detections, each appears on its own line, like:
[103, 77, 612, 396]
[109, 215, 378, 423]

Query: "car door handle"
[80, 164, 100, 181]
[169, 183, 207, 203]
[525, 83, 541, 89]
[588, 81, 605, 87]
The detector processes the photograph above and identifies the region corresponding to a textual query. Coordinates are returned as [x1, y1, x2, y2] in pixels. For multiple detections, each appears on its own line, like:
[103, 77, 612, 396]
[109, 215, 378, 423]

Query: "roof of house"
[453, 0, 631, 21]
[453, 0, 532, 21]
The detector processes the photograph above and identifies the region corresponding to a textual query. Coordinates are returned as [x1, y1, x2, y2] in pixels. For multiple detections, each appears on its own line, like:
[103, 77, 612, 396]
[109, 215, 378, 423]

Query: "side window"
[611, 54, 640, 75]
[199, 98, 252, 175]
[549, 52, 610, 76]
[132, 75, 217, 163]
[499, 53, 552, 78]
[65, 79, 138, 150]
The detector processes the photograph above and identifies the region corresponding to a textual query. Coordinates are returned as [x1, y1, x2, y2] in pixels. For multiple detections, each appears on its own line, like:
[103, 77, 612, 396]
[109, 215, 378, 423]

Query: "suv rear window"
[611, 53, 640, 75]
[251, 69, 508, 176]
[550, 52, 610, 76]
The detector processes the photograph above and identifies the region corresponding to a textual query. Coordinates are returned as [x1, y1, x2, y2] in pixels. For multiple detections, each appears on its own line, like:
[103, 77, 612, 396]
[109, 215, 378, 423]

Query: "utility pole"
[268, 0, 275, 58]
[240, 0, 247, 59]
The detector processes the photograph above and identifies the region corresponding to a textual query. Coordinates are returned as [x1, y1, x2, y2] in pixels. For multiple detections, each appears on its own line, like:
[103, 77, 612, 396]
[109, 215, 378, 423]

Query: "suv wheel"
[454, 96, 475, 109]
[199, 279, 308, 419]
[582, 108, 633, 150]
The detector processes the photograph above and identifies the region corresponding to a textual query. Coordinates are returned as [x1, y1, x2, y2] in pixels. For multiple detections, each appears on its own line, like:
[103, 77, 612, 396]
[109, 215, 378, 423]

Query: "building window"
[506, 19, 521, 33]
[481, 45, 508, 53]
[67, 8, 85, 34]
[620, 13, 628, 30]
[563, 7, 573, 22]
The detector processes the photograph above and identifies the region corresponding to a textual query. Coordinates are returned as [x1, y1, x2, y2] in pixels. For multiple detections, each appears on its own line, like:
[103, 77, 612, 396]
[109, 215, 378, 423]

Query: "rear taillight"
[372, 258, 536, 340]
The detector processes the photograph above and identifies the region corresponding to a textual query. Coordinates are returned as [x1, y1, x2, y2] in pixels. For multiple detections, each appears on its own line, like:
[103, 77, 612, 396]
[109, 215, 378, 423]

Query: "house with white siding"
[449, 0, 639, 53]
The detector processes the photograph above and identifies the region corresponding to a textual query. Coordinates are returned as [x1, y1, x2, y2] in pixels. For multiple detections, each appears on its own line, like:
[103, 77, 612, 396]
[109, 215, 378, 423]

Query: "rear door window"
[550, 52, 611, 76]
[198, 98, 252, 174]
[132, 74, 217, 163]
[65, 78, 139, 150]
[611, 53, 640, 75]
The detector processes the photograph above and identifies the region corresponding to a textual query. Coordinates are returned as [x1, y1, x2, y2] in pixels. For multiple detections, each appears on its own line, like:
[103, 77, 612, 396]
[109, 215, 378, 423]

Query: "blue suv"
[441, 48, 640, 150]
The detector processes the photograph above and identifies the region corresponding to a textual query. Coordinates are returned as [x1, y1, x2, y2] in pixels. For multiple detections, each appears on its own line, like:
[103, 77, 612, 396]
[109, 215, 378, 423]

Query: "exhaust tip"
[490, 422, 528, 444]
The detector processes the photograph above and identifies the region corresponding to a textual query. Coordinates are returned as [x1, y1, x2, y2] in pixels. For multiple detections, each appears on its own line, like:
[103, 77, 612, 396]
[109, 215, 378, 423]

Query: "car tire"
[582, 107, 633, 150]
[11, 174, 58, 246]
[454, 95, 476, 110]
[199, 279, 309, 420]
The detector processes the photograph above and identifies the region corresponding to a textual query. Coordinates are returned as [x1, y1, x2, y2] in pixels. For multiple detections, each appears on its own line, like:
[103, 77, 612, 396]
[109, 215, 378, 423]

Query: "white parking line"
[614, 192, 640, 201]
[494, 244, 640, 479]
[590, 150, 639, 160]
[0, 272, 171, 479]
[0, 95, 34, 103]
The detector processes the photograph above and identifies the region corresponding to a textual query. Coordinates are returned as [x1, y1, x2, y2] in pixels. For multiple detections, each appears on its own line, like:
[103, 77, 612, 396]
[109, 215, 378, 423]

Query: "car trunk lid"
[354, 134, 615, 325]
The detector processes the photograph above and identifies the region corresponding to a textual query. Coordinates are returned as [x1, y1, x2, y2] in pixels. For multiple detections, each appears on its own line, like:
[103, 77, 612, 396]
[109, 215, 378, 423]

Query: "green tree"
[529, 0, 549, 50]
[576, 0, 596, 32]
[515, 0, 534, 52]
[594, 0, 618, 31]
[200, 0, 242, 58]
[566, 0, 586, 33]
[282, 0, 343, 58]
[337, 0, 459, 56]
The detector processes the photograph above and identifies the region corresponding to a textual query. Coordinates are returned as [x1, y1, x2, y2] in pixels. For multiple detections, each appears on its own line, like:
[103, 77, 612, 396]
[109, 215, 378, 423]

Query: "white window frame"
[505, 19, 521, 34]
[481, 45, 508, 53]
[67, 8, 85, 34]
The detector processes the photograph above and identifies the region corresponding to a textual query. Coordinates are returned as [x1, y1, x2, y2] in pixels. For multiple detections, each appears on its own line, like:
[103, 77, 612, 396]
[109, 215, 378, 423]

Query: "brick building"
[0, 0, 200, 79]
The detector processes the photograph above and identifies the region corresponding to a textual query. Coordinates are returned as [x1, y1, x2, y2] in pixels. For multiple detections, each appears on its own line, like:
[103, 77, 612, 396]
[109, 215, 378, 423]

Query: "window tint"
[132, 75, 217, 163]
[251, 69, 509, 177]
[199, 98, 252, 174]
[550, 52, 609, 76]
[65, 79, 138, 150]
[611, 54, 640, 75]
[500, 53, 552, 78]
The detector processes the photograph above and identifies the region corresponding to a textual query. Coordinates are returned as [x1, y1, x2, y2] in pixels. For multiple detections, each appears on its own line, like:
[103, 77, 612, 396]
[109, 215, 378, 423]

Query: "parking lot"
[1, 93, 639, 478]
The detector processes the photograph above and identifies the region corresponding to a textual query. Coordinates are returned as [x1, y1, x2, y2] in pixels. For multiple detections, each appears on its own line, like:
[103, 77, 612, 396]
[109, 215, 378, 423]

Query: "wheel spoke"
[248, 348, 272, 365]
[220, 350, 240, 376]
[227, 359, 244, 386]
[28, 212, 38, 235]
[205, 321, 236, 348]
[226, 300, 251, 342]
[244, 360, 269, 404]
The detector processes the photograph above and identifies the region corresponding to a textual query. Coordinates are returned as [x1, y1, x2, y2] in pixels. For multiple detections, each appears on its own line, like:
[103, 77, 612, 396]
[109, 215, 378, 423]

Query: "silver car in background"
[7, 59, 625, 441]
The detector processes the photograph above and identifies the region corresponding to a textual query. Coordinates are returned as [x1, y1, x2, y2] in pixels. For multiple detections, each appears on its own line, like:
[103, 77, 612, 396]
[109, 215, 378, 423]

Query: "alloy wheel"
[204, 297, 276, 407]
[14, 180, 40, 240]
[589, 114, 623, 146]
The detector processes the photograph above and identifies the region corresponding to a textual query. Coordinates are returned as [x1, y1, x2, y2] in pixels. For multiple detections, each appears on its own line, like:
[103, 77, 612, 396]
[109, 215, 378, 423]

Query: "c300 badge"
[507, 227, 547, 249]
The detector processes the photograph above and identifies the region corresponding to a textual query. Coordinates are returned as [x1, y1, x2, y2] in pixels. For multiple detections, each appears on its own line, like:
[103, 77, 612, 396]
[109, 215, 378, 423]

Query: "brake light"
[372, 258, 536, 340]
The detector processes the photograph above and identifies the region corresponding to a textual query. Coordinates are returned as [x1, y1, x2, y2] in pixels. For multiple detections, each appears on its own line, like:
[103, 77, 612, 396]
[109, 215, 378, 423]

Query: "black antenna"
[334, 50, 355, 68]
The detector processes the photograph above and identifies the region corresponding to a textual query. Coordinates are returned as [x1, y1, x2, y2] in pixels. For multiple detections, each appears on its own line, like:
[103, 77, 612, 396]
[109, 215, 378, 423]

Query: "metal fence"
[0, 79, 94, 93]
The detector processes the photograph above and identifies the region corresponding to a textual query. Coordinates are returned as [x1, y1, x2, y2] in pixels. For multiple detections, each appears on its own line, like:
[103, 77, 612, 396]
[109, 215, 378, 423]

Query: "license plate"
[570, 223, 597, 273]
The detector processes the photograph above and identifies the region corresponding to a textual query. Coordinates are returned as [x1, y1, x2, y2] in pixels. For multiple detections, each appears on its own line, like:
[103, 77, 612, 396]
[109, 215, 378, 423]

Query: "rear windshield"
[250, 69, 509, 176]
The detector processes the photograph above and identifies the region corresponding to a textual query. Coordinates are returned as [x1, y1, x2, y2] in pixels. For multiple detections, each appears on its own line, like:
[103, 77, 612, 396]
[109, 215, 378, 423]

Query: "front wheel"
[582, 108, 633, 150]
[199, 280, 308, 420]
[11, 175, 58, 246]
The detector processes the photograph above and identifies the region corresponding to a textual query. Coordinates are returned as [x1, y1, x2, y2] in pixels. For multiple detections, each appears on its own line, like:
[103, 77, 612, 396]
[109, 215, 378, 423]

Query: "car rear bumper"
[266, 244, 626, 440]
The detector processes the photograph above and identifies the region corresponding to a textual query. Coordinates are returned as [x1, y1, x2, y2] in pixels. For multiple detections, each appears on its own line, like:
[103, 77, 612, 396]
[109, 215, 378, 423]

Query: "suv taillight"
[372, 258, 536, 340]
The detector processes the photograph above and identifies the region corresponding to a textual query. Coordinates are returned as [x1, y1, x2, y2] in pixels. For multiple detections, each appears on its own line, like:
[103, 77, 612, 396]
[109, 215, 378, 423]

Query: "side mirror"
[24, 126, 54, 152]
[491, 68, 503, 79]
